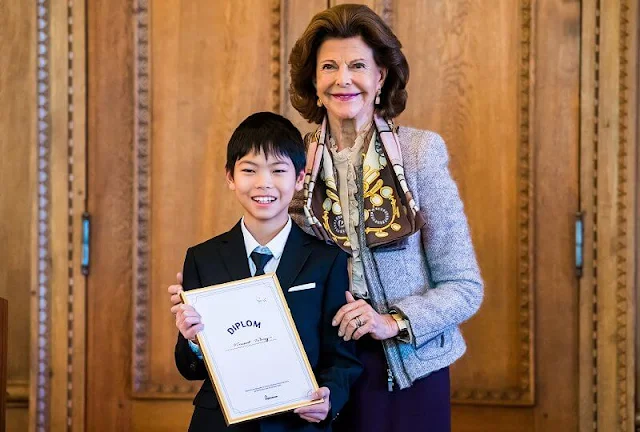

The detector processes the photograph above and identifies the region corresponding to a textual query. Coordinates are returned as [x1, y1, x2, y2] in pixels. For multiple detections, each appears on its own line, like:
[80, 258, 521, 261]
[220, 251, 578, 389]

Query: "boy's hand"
[293, 387, 331, 423]
[175, 304, 203, 341]
[168, 272, 184, 315]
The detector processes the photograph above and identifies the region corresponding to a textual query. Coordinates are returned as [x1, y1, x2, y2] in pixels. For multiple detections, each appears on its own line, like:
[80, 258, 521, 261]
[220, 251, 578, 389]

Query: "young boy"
[174, 112, 362, 432]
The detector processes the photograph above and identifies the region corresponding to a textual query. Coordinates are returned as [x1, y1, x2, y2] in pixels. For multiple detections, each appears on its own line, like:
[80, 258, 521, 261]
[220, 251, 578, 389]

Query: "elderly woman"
[170, 4, 483, 431]
[287, 5, 483, 431]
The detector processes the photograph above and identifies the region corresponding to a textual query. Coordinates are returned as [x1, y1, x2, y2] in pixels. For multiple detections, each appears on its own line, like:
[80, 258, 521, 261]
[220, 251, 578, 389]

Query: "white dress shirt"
[240, 216, 292, 275]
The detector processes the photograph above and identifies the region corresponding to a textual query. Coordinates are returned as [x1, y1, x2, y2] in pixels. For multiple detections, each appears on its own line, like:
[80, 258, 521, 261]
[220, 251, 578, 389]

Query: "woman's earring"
[317, 97, 323, 107]
[375, 90, 381, 106]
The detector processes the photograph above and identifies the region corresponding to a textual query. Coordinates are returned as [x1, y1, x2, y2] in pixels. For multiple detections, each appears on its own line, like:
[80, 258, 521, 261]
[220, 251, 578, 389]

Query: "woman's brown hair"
[289, 4, 409, 124]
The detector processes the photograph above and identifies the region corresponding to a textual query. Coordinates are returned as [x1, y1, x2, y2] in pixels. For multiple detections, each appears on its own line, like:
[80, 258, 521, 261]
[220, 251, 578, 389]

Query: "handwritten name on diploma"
[231, 336, 274, 347]
[227, 319, 261, 335]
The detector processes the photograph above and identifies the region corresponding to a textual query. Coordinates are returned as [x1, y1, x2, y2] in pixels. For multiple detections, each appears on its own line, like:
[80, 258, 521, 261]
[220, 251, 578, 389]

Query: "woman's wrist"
[384, 313, 400, 338]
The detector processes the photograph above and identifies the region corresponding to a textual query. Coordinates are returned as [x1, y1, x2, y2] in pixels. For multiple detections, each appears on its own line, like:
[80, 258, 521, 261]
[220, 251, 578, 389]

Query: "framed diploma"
[180, 273, 323, 425]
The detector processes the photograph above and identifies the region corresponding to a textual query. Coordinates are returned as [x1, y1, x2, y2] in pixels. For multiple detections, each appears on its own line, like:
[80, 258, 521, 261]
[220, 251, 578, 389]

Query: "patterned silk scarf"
[302, 115, 426, 253]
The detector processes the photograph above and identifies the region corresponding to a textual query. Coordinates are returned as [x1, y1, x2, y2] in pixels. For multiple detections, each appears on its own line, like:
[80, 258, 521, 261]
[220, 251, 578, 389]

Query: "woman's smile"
[331, 93, 360, 102]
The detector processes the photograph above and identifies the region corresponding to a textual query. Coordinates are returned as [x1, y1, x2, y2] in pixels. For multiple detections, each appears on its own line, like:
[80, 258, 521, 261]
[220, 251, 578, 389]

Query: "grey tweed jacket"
[291, 126, 484, 389]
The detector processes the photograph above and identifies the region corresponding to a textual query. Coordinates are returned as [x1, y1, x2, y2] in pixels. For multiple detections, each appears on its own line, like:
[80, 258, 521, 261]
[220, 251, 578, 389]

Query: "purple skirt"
[334, 337, 451, 432]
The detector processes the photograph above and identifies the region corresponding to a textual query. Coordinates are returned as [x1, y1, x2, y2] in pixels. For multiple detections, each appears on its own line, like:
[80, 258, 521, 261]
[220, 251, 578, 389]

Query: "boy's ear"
[294, 169, 305, 192]
[226, 170, 236, 190]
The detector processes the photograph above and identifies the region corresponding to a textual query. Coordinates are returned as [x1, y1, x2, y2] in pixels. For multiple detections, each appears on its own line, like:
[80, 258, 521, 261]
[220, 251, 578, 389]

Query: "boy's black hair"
[225, 112, 306, 176]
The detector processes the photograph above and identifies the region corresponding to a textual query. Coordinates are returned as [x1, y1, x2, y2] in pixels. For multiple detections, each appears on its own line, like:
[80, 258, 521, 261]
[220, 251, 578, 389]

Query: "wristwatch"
[389, 310, 410, 340]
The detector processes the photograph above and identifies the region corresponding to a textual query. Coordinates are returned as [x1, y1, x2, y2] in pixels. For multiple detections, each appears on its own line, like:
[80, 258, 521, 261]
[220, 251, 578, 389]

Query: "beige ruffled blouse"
[327, 122, 375, 299]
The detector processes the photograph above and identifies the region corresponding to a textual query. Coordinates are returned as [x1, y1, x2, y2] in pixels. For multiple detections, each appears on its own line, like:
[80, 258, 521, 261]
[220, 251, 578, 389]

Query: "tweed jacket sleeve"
[391, 130, 484, 349]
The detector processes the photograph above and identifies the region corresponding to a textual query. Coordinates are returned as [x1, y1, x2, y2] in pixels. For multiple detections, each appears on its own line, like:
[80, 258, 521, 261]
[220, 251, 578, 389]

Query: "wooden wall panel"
[131, 400, 194, 432]
[581, 1, 639, 431]
[281, 0, 327, 135]
[394, 0, 530, 404]
[531, 0, 580, 428]
[20, 0, 90, 430]
[0, 0, 35, 430]
[42, 0, 89, 429]
[148, 0, 277, 392]
[331, 0, 393, 25]
[87, 0, 134, 428]
[5, 407, 28, 432]
[131, 0, 287, 398]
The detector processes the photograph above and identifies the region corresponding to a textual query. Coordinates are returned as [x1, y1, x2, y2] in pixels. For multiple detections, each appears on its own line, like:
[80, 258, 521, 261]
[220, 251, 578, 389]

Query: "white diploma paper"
[180, 273, 322, 425]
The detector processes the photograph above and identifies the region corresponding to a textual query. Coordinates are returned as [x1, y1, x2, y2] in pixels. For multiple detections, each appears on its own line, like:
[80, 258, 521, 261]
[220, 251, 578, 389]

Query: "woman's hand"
[332, 291, 398, 341]
[293, 387, 331, 423]
[175, 304, 204, 342]
[168, 272, 184, 315]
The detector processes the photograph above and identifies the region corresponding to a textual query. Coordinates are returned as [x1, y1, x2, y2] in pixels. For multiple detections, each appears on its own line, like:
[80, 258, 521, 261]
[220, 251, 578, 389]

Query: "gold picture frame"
[180, 273, 323, 425]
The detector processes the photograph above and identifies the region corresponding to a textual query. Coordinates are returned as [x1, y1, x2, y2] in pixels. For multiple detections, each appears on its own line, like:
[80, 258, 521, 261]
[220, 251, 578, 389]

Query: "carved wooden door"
[86, 1, 581, 430]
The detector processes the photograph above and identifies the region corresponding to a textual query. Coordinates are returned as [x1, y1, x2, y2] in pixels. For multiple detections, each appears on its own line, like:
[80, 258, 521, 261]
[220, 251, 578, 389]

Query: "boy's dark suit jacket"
[175, 221, 362, 432]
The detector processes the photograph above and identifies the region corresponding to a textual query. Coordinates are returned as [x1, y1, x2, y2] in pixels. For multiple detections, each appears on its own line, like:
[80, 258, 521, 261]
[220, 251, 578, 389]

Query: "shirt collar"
[240, 217, 292, 260]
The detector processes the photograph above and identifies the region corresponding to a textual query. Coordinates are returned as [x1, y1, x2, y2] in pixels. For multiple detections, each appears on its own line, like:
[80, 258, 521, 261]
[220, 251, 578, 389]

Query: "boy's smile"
[252, 196, 276, 204]
[227, 150, 304, 239]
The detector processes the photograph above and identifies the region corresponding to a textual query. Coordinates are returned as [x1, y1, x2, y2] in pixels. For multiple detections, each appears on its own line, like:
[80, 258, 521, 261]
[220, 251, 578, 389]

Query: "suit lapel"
[276, 223, 312, 293]
[219, 221, 252, 281]
[219, 221, 312, 293]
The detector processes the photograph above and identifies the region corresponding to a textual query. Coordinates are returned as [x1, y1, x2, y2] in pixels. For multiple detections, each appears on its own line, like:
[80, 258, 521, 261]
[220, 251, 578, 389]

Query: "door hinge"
[575, 212, 583, 278]
[81, 212, 91, 276]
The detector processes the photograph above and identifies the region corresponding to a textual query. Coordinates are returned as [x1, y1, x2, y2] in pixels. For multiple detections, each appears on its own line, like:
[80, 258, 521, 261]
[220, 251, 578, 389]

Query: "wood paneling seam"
[591, 1, 601, 429]
[66, 0, 76, 428]
[617, 1, 631, 430]
[271, 0, 281, 113]
[133, 0, 152, 394]
[516, 0, 533, 402]
[35, 0, 52, 429]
